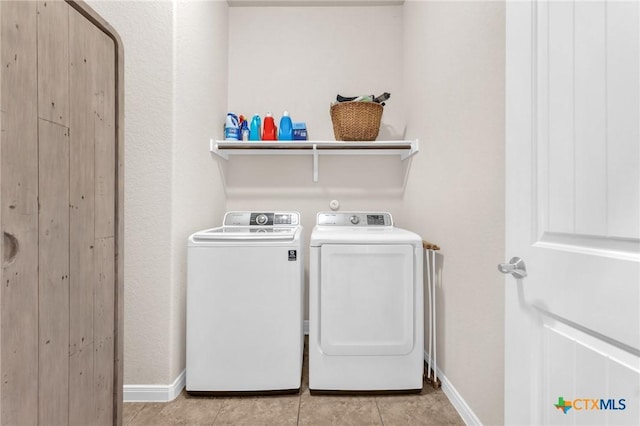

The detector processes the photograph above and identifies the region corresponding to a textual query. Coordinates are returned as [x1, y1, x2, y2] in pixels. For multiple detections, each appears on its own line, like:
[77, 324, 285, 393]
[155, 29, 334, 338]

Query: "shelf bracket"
[210, 138, 229, 160]
[400, 139, 419, 161]
[312, 144, 319, 183]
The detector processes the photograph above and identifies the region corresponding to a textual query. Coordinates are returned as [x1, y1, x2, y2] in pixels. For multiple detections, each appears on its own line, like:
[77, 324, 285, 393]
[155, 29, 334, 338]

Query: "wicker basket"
[330, 101, 383, 141]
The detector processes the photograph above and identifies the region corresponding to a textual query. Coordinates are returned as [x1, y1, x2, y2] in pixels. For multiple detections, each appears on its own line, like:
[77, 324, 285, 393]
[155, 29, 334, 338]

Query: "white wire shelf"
[210, 139, 419, 182]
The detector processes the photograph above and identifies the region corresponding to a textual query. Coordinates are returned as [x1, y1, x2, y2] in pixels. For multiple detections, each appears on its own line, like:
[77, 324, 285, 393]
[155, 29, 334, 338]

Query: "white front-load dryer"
[309, 212, 423, 393]
[186, 211, 304, 394]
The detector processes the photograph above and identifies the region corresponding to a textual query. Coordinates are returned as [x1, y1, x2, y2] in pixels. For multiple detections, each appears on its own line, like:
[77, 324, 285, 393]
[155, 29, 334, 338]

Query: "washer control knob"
[256, 214, 268, 225]
[350, 215, 360, 225]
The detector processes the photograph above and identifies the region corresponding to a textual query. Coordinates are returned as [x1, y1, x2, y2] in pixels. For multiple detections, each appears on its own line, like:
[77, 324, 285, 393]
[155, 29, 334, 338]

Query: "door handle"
[3, 232, 19, 267]
[498, 257, 527, 279]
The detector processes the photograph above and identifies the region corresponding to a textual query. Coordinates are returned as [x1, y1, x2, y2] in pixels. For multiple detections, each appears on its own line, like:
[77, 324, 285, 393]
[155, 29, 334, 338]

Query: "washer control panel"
[317, 212, 393, 227]
[223, 211, 300, 227]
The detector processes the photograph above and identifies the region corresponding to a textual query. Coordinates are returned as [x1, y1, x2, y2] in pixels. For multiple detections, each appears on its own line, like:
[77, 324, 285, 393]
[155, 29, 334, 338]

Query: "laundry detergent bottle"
[224, 113, 240, 141]
[249, 113, 262, 141]
[262, 112, 277, 141]
[278, 111, 293, 141]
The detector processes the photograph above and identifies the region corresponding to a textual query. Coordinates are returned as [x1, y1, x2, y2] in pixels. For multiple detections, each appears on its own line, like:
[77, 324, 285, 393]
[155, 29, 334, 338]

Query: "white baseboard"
[123, 369, 185, 402]
[424, 352, 482, 426]
[124, 323, 311, 403]
[127, 335, 477, 420]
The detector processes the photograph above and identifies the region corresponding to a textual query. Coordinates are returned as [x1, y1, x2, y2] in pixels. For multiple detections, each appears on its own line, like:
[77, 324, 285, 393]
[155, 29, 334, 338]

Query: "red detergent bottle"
[262, 112, 277, 141]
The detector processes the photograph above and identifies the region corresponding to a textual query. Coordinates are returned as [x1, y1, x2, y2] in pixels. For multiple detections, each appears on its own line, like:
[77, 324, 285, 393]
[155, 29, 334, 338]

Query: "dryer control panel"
[316, 212, 393, 227]
[223, 211, 300, 227]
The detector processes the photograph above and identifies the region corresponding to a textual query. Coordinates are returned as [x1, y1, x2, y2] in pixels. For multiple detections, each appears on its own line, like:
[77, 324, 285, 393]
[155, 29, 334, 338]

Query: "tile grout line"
[210, 399, 226, 426]
[296, 392, 302, 425]
[374, 397, 385, 425]
[126, 403, 146, 426]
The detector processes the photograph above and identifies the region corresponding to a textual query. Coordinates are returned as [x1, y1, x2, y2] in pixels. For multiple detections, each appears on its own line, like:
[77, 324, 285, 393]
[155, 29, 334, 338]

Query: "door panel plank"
[37, 0, 69, 127]
[69, 7, 97, 424]
[575, 341, 608, 425]
[543, 327, 573, 426]
[0, 2, 39, 424]
[94, 236, 115, 425]
[574, 1, 607, 236]
[547, 1, 574, 234]
[68, 345, 94, 425]
[93, 23, 116, 424]
[38, 119, 70, 426]
[94, 30, 115, 239]
[606, 1, 640, 240]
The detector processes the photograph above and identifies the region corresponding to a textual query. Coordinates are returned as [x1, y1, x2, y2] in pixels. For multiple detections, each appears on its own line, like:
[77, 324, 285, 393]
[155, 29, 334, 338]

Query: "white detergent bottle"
[224, 113, 239, 141]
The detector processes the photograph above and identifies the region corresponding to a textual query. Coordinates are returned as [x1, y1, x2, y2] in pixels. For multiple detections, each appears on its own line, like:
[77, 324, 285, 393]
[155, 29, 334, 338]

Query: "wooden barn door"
[0, 1, 123, 424]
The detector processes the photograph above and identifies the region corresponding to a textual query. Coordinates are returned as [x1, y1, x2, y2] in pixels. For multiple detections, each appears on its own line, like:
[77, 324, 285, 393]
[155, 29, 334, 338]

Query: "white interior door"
[505, 1, 640, 424]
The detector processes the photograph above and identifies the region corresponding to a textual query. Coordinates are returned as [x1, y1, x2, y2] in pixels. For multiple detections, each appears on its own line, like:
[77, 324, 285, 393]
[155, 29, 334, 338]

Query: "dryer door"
[319, 244, 415, 356]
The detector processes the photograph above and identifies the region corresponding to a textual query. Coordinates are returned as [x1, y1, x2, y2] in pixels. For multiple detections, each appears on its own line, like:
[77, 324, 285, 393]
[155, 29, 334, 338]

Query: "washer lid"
[191, 226, 298, 242]
[310, 225, 422, 247]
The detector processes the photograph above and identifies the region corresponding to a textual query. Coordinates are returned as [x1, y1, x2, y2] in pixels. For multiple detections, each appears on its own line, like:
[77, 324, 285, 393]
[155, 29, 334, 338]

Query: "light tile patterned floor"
[124, 343, 464, 426]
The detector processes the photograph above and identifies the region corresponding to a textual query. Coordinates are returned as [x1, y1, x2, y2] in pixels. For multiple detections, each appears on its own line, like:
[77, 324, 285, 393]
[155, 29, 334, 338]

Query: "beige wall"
[402, 2, 505, 424]
[171, 0, 229, 382]
[87, 0, 229, 385]
[88, 1, 505, 423]
[87, 0, 174, 385]
[227, 5, 406, 141]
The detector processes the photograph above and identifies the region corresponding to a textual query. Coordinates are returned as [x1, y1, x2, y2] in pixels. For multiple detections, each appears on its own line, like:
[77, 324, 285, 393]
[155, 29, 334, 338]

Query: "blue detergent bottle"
[278, 111, 293, 141]
[249, 114, 261, 141]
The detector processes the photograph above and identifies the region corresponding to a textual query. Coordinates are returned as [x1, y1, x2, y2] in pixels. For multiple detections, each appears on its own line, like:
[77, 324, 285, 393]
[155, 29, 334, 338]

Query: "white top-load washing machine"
[309, 212, 423, 393]
[186, 211, 304, 394]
